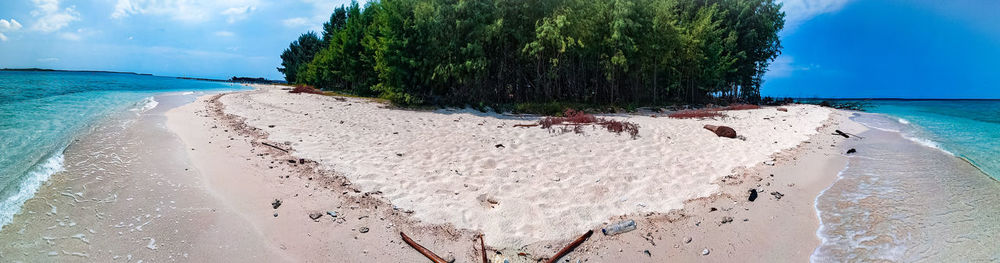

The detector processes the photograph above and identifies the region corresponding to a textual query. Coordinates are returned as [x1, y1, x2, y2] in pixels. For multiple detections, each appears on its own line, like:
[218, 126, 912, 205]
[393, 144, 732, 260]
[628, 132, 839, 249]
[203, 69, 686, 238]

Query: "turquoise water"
[858, 100, 1000, 180]
[0, 71, 242, 227]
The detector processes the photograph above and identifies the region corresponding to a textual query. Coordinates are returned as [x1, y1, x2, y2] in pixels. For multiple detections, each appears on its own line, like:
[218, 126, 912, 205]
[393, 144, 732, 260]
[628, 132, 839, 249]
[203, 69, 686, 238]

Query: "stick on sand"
[400, 232, 447, 263]
[480, 234, 488, 263]
[545, 230, 594, 263]
[261, 142, 289, 153]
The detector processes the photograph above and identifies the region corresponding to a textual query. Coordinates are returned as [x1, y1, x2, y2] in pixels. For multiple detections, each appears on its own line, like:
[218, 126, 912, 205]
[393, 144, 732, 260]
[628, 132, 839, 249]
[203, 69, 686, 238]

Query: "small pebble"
[702, 248, 710, 255]
[684, 237, 692, 243]
[359, 227, 369, 233]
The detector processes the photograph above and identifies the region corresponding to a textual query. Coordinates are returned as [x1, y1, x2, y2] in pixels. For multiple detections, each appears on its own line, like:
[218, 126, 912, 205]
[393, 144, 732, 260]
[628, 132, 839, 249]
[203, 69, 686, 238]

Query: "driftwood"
[401, 232, 448, 263]
[832, 129, 865, 139]
[513, 124, 540, 128]
[261, 142, 289, 153]
[545, 230, 594, 263]
[480, 235, 488, 263]
[703, 125, 737, 138]
[834, 130, 849, 138]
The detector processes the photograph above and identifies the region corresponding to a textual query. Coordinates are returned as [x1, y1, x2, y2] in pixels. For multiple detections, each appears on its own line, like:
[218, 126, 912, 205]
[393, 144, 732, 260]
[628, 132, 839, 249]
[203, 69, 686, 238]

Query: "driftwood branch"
[545, 230, 594, 263]
[480, 234, 488, 263]
[401, 232, 447, 263]
[833, 129, 864, 139]
[261, 142, 289, 153]
[513, 124, 540, 128]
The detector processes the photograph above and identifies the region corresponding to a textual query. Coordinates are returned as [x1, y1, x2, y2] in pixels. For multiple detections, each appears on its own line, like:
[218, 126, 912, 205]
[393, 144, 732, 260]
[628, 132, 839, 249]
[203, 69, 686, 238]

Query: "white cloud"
[282, 17, 309, 28]
[37, 57, 59, 62]
[221, 5, 256, 23]
[30, 0, 80, 33]
[214, 31, 235, 37]
[779, 0, 852, 33]
[59, 31, 81, 41]
[0, 19, 23, 42]
[112, 0, 260, 23]
[766, 55, 820, 78]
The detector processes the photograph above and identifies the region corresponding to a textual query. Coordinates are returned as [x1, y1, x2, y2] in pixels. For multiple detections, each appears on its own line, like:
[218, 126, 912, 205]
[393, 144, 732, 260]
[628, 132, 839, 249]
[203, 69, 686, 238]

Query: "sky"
[0, 0, 998, 98]
[763, 0, 1000, 99]
[0, 0, 361, 80]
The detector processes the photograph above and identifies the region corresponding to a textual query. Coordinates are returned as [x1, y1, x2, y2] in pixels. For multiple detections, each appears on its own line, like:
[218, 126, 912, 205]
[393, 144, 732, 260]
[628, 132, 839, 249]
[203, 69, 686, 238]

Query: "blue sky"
[763, 0, 1000, 98]
[0, 0, 998, 98]
[0, 0, 361, 80]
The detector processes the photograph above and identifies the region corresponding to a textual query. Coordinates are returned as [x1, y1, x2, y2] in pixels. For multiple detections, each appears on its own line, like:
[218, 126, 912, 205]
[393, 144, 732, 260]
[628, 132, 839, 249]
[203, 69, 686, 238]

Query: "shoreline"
[161, 85, 861, 261]
[0, 85, 872, 262]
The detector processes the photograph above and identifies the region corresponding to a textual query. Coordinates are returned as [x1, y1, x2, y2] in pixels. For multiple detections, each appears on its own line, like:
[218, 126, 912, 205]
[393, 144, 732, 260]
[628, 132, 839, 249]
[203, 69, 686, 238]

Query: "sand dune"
[219, 86, 831, 248]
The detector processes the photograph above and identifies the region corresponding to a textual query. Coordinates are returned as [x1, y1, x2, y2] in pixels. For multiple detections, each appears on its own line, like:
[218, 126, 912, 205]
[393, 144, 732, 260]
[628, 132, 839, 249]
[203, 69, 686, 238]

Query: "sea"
[0, 70, 243, 228]
[812, 99, 1000, 262]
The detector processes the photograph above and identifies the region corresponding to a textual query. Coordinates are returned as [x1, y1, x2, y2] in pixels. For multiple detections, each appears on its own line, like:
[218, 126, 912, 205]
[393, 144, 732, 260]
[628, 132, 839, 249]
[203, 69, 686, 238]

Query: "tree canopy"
[279, 0, 785, 106]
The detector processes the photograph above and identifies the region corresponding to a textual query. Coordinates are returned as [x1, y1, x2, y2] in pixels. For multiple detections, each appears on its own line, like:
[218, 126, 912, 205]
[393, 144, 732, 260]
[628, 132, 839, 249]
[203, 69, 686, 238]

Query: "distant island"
[2, 68, 285, 84]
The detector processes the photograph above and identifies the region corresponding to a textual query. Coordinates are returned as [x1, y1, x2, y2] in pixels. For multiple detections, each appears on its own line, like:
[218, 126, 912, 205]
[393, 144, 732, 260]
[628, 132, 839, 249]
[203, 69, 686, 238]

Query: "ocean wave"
[900, 134, 953, 156]
[129, 96, 159, 113]
[0, 150, 65, 228]
[855, 113, 953, 156]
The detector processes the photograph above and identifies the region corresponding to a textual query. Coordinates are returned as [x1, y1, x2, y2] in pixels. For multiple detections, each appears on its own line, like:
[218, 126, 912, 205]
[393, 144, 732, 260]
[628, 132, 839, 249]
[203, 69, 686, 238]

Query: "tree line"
[278, 0, 785, 106]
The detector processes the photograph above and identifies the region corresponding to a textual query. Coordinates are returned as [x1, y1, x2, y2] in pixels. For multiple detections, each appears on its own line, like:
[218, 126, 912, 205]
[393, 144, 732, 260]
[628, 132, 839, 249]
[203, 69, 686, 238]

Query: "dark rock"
[359, 227, 369, 233]
[721, 216, 734, 224]
[684, 237, 692, 243]
[268, 125, 275, 128]
[846, 148, 857, 154]
[495, 144, 505, 148]
[287, 159, 296, 163]
[709, 207, 717, 212]
[748, 189, 759, 202]
[299, 158, 305, 164]
[643, 250, 652, 257]
[272, 199, 282, 209]
[776, 107, 788, 112]
[309, 213, 323, 220]
[771, 191, 784, 200]
[273, 213, 278, 217]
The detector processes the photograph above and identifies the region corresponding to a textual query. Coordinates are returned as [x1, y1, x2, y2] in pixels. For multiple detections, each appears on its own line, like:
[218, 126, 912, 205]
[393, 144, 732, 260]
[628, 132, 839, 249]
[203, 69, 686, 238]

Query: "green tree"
[277, 32, 323, 83]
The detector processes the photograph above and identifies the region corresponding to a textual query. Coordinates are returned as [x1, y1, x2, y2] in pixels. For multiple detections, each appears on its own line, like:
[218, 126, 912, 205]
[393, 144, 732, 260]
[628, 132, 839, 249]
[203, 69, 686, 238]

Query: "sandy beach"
[0, 85, 869, 262]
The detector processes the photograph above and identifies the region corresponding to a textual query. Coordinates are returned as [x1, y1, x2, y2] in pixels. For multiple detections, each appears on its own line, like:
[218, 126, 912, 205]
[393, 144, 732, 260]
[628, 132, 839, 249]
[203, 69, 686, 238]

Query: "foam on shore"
[0, 150, 65, 228]
[811, 112, 1000, 261]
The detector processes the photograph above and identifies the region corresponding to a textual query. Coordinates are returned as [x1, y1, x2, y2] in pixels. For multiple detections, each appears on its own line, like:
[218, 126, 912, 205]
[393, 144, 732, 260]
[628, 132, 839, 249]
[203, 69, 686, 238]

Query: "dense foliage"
[279, 0, 785, 106]
[277, 32, 323, 84]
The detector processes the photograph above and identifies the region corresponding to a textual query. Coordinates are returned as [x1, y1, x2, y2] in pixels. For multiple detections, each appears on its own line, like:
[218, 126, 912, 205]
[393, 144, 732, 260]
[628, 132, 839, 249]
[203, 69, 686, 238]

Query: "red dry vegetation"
[289, 84, 324, 95]
[722, 104, 761, 111]
[667, 109, 724, 119]
[539, 109, 639, 139]
[668, 104, 761, 119]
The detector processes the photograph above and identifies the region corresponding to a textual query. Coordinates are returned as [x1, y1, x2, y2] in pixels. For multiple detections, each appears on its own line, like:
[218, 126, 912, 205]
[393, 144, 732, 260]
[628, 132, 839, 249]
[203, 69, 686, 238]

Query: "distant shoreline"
[1, 68, 286, 84]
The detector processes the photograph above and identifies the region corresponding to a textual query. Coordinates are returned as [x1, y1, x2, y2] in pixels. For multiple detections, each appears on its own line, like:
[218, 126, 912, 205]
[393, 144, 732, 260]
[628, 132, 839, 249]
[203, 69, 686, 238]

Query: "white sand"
[219, 86, 831, 248]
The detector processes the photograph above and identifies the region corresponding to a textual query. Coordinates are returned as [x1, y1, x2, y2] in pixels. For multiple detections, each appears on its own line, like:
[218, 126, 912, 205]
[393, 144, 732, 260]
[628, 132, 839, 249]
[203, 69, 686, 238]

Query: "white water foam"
[856, 114, 953, 156]
[129, 97, 159, 113]
[900, 134, 953, 156]
[0, 150, 66, 228]
[811, 161, 851, 262]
